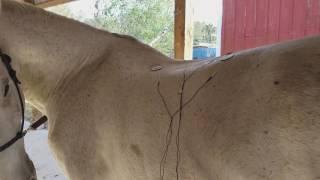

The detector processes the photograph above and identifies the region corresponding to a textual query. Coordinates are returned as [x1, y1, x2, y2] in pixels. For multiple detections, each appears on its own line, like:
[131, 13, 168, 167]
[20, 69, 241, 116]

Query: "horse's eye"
[3, 84, 9, 97]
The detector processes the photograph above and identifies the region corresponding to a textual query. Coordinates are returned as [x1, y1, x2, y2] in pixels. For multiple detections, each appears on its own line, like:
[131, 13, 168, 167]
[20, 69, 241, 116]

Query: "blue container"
[193, 46, 216, 60]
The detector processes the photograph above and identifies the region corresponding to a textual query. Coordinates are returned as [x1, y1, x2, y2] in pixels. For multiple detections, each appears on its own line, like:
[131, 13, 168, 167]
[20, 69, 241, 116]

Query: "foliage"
[87, 0, 175, 56]
[48, 1, 217, 56]
[193, 21, 216, 46]
[48, 0, 175, 56]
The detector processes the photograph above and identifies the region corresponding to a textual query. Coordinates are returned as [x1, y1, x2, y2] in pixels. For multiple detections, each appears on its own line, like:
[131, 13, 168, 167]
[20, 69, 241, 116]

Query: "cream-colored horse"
[1, 0, 320, 179]
[0, 55, 36, 180]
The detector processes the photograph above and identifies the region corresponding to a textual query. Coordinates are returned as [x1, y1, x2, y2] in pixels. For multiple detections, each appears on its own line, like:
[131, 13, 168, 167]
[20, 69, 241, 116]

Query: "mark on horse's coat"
[130, 144, 142, 157]
[220, 53, 234, 62]
[4, 84, 9, 97]
[1, 78, 9, 97]
[158, 72, 217, 180]
[274, 81, 280, 85]
[151, 64, 163, 72]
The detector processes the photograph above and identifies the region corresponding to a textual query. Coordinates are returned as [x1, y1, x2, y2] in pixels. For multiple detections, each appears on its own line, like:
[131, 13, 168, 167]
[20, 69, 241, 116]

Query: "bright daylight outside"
[24, 0, 221, 179]
[47, 0, 222, 58]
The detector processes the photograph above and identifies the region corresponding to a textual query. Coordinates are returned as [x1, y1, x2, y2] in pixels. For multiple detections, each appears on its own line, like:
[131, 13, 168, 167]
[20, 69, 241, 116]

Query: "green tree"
[193, 21, 216, 46]
[202, 24, 216, 44]
[87, 0, 175, 56]
[48, 0, 174, 56]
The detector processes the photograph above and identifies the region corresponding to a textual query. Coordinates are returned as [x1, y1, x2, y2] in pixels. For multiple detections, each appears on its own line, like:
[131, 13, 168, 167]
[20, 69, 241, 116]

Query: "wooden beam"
[174, 0, 186, 60]
[174, 0, 193, 60]
[24, 0, 75, 8]
[36, 0, 75, 8]
[23, 0, 36, 4]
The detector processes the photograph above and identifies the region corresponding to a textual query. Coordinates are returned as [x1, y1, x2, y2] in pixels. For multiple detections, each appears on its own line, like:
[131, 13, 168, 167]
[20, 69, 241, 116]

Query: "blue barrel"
[193, 46, 216, 60]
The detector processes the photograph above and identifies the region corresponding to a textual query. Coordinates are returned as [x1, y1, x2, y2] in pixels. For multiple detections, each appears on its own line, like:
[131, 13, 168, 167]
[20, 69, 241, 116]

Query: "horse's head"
[0, 55, 36, 180]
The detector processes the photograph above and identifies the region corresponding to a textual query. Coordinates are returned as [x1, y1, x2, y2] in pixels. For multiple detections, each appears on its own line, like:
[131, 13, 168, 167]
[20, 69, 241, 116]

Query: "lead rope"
[0, 51, 48, 152]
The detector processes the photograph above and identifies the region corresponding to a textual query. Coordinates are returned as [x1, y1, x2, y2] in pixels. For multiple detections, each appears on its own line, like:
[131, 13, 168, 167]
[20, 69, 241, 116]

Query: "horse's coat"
[1, 0, 320, 179]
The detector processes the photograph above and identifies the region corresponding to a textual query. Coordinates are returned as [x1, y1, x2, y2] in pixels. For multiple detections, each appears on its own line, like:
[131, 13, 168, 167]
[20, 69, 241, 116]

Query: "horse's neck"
[0, 1, 108, 109]
[0, 0, 170, 111]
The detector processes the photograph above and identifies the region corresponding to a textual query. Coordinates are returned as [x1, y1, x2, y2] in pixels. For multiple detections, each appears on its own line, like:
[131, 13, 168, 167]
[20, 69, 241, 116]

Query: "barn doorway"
[192, 0, 223, 60]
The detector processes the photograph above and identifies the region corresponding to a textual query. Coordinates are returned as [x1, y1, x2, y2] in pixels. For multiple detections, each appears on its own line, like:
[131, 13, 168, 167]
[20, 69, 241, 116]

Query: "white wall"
[216, 0, 223, 57]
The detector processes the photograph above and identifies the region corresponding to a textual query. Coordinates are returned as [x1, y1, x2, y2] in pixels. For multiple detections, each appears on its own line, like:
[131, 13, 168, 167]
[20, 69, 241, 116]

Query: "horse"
[0, 52, 37, 180]
[1, 0, 320, 179]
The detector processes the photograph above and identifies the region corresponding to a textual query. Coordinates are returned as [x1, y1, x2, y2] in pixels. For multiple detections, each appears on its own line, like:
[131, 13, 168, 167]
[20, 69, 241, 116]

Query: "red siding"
[221, 0, 320, 55]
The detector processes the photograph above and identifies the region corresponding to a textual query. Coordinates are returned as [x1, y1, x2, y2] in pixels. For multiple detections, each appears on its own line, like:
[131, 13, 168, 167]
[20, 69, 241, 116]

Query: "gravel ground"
[25, 130, 66, 180]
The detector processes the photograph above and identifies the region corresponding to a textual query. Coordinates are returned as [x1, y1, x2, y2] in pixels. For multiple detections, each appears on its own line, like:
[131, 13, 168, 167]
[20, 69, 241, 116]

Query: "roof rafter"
[24, 0, 75, 8]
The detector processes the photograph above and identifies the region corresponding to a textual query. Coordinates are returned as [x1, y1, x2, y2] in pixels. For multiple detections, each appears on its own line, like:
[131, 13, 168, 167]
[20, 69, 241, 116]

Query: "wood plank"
[23, 0, 36, 4]
[24, 0, 74, 8]
[267, 0, 281, 43]
[279, 0, 294, 41]
[174, 0, 193, 60]
[174, 0, 185, 60]
[221, 0, 236, 54]
[222, 0, 320, 54]
[292, 0, 307, 39]
[37, 0, 74, 8]
[316, 0, 320, 35]
[234, 0, 246, 51]
[256, 0, 269, 46]
[244, 0, 256, 49]
[306, 0, 320, 35]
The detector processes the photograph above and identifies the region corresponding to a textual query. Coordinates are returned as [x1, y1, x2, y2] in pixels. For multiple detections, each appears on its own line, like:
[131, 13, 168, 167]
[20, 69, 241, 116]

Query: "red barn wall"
[221, 0, 320, 55]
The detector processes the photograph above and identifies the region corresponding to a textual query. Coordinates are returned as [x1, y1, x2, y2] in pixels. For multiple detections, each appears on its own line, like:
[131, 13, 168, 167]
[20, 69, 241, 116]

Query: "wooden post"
[174, 0, 193, 60]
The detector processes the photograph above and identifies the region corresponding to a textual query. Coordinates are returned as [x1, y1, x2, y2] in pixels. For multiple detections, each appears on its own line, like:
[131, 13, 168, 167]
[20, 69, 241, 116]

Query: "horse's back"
[182, 36, 320, 180]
